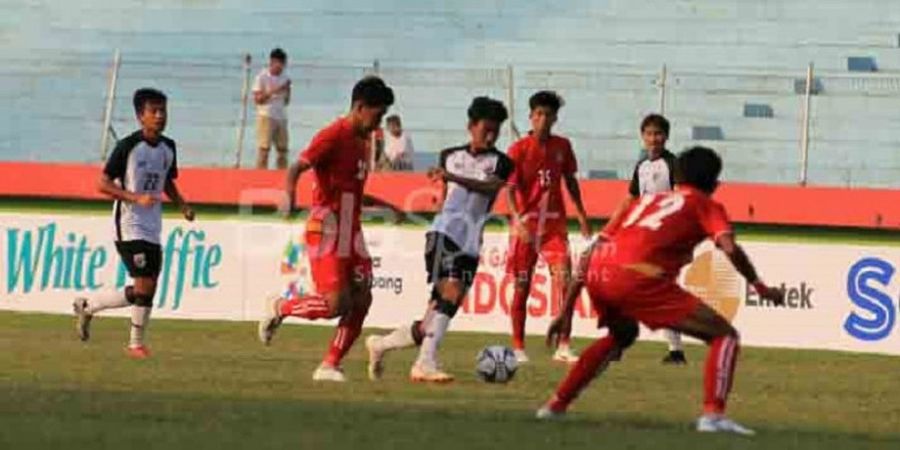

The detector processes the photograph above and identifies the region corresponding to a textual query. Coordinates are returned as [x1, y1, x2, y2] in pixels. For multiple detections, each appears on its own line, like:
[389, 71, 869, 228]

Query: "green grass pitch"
[1, 311, 899, 450]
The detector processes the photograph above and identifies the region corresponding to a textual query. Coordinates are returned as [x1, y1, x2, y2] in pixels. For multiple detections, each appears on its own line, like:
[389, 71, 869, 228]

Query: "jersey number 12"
[622, 193, 685, 230]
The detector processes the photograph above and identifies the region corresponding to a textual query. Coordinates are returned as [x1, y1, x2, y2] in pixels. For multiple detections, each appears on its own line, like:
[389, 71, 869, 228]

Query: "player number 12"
[622, 193, 685, 230]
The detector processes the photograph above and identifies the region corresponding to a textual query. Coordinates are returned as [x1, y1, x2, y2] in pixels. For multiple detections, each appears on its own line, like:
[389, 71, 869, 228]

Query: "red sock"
[549, 334, 618, 411]
[323, 301, 370, 367]
[551, 274, 571, 346]
[510, 286, 529, 350]
[703, 335, 740, 415]
[279, 295, 332, 320]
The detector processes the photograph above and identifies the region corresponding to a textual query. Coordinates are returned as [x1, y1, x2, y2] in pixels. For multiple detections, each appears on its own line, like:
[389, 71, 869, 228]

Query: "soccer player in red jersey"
[537, 146, 785, 435]
[258, 76, 400, 382]
[506, 91, 591, 364]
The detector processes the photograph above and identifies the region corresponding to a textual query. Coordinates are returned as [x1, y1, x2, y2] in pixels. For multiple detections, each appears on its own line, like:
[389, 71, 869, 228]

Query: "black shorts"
[424, 231, 479, 289]
[115, 240, 163, 278]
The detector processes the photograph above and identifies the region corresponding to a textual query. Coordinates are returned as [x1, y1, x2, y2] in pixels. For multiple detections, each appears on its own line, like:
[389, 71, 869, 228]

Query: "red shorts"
[585, 264, 700, 330]
[506, 232, 570, 278]
[305, 225, 372, 295]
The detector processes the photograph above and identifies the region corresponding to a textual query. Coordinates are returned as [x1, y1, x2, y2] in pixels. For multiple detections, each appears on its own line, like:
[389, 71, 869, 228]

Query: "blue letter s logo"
[844, 257, 896, 341]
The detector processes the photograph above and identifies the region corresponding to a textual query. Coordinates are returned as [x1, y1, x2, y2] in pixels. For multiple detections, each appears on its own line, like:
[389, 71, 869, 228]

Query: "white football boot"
[258, 295, 284, 346]
[696, 415, 756, 436]
[312, 364, 347, 383]
[365, 335, 386, 381]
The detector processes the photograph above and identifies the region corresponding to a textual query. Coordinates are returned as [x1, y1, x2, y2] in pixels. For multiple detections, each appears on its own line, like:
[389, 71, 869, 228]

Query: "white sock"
[665, 329, 683, 352]
[416, 312, 451, 366]
[379, 324, 417, 352]
[129, 306, 151, 348]
[86, 290, 130, 314]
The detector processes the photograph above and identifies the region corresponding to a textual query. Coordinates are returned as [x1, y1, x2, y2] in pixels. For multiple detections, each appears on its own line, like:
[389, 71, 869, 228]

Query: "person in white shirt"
[383, 115, 415, 171]
[252, 48, 291, 169]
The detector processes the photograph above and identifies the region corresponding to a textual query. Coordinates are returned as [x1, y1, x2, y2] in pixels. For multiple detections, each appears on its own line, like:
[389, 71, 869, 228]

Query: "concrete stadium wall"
[4, 0, 900, 186]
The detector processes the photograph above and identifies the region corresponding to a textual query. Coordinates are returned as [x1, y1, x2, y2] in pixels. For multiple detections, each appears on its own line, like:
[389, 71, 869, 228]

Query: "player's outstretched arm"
[430, 167, 504, 195]
[563, 173, 592, 237]
[717, 234, 785, 305]
[164, 179, 194, 221]
[97, 174, 156, 208]
[361, 194, 405, 223]
[283, 160, 311, 217]
[602, 195, 635, 237]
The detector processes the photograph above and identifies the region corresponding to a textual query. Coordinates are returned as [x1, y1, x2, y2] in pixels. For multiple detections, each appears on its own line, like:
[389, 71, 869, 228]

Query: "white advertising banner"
[1, 213, 899, 356]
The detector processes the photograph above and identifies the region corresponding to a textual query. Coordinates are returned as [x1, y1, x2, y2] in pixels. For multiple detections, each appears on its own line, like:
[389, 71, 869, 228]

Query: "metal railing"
[6, 50, 900, 188]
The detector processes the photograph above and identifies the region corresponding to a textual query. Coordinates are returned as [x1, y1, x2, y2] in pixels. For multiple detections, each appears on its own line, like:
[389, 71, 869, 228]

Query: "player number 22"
[622, 193, 685, 230]
[142, 173, 161, 192]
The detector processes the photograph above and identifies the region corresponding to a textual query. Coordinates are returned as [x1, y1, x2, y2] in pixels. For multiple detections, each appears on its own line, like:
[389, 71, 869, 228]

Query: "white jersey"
[430, 144, 513, 256]
[104, 131, 178, 245]
[629, 149, 676, 196]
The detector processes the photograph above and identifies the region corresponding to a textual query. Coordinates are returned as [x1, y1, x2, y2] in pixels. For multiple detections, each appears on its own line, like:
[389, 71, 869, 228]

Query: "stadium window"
[847, 56, 878, 72]
[691, 126, 724, 141]
[793, 78, 823, 95]
[744, 103, 774, 119]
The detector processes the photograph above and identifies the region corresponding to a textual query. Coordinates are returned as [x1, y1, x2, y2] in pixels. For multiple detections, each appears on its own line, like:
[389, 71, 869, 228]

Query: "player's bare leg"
[537, 318, 639, 419]
[670, 303, 754, 435]
[549, 262, 579, 363]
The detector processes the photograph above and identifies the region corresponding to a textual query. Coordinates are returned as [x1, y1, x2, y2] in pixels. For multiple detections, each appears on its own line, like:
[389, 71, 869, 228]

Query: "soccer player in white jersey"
[365, 97, 513, 382]
[588, 114, 687, 364]
[72, 88, 195, 358]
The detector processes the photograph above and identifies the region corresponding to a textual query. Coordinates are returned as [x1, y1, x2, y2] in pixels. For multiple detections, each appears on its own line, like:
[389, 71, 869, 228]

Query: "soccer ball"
[475, 345, 518, 383]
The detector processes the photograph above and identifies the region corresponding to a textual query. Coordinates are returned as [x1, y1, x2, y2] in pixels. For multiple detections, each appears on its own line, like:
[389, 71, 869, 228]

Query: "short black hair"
[385, 115, 401, 125]
[351, 76, 395, 107]
[270, 48, 287, 62]
[640, 113, 670, 136]
[133, 88, 167, 115]
[676, 146, 722, 194]
[529, 90, 564, 113]
[467, 96, 508, 124]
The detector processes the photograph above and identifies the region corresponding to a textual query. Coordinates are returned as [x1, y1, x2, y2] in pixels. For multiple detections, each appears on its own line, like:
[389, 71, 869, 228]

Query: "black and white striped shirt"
[430, 144, 513, 256]
[103, 131, 178, 244]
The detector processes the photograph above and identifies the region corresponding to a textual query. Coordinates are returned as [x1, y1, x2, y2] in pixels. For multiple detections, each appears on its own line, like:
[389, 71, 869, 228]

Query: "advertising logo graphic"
[845, 257, 897, 342]
[681, 250, 743, 322]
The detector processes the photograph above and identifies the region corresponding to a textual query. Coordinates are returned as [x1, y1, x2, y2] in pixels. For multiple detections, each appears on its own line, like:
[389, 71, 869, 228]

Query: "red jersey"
[601, 185, 732, 279]
[507, 134, 577, 235]
[299, 117, 370, 229]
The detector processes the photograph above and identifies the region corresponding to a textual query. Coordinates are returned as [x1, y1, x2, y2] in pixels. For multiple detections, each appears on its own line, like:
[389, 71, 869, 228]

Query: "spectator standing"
[253, 48, 291, 169]
[383, 115, 415, 171]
